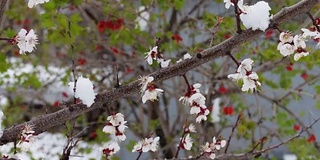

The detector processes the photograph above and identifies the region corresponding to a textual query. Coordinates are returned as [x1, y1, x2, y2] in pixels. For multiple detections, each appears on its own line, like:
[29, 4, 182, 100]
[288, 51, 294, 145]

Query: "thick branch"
[0, 0, 317, 145]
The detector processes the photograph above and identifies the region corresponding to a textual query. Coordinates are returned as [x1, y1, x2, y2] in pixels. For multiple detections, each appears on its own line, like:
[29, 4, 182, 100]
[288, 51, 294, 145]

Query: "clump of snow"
[68, 76, 97, 107]
[240, 1, 271, 31]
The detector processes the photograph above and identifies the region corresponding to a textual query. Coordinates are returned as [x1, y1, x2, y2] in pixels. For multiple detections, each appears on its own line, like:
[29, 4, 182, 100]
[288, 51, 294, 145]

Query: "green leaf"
[0, 54, 10, 73]
[173, 0, 185, 10]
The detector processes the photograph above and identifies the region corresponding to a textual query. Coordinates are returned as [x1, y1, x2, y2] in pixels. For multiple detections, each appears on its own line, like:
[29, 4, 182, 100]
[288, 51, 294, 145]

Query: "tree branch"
[0, 0, 317, 145]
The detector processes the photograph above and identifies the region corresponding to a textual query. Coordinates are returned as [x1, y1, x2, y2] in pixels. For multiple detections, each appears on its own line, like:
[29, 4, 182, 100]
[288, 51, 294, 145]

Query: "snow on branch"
[0, 0, 318, 146]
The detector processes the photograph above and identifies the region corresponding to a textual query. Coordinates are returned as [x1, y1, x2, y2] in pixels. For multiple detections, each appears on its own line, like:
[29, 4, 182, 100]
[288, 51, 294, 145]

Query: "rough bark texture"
[0, 0, 318, 145]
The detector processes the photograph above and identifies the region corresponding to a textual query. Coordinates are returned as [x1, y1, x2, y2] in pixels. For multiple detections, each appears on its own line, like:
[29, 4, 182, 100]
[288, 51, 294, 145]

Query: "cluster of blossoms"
[224, 0, 271, 31]
[301, 25, 320, 48]
[201, 137, 227, 159]
[140, 76, 163, 103]
[178, 124, 196, 151]
[14, 29, 38, 54]
[28, 0, 50, 8]
[179, 83, 210, 123]
[145, 46, 171, 68]
[277, 32, 309, 61]
[228, 58, 261, 92]
[132, 136, 160, 153]
[17, 124, 37, 151]
[102, 113, 128, 141]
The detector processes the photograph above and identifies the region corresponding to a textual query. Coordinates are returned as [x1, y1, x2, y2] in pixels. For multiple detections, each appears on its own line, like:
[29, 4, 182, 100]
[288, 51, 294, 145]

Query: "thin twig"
[224, 111, 243, 153]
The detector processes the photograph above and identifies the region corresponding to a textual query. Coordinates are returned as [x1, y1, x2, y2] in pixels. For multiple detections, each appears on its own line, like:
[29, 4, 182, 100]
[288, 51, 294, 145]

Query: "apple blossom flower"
[145, 46, 171, 67]
[15, 29, 38, 54]
[145, 46, 158, 65]
[102, 142, 120, 156]
[279, 32, 294, 43]
[293, 35, 306, 49]
[140, 76, 164, 103]
[103, 113, 128, 141]
[241, 72, 261, 92]
[184, 123, 196, 133]
[107, 113, 125, 126]
[180, 134, 193, 150]
[28, 0, 50, 8]
[132, 136, 160, 152]
[294, 51, 309, 61]
[301, 28, 319, 39]
[239, 1, 271, 31]
[277, 43, 295, 56]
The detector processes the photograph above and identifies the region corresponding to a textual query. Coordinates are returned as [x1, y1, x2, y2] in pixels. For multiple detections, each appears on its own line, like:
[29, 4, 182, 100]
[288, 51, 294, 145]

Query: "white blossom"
[107, 113, 125, 126]
[277, 43, 295, 56]
[15, 29, 38, 54]
[279, 32, 294, 43]
[28, 0, 50, 8]
[294, 52, 309, 61]
[142, 88, 164, 103]
[223, 0, 244, 10]
[102, 142, 120, 156]
[185, 123, 196, 133]
[241, 72, 261, 92]
[239, 1, 271, 31]
[301, 28, 318, 39]
[181, 134, 193, 150]
[68, 76, 97, 107]
[293, 35, 306, 49]
[140, 76, 163, 103]
[145, 46, 158, 65]
[103, 113, 128, 142]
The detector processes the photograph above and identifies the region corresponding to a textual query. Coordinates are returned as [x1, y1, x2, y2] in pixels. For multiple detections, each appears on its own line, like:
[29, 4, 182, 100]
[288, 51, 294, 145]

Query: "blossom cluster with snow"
[179, 83, 210, 123]
[140, 76, 163, 103]
[224, 0, 271, 31]
[228, 58, 261, 92]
